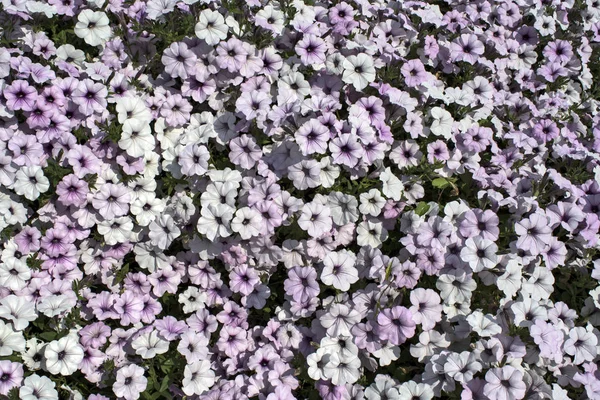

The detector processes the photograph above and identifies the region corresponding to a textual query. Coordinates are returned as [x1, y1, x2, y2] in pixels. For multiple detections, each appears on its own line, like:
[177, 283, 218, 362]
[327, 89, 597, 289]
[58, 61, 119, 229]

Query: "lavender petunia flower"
[0, 360, 23, 395]
[4, 80, 38, 111]
[375, 306, 416, 345]
[162, 42, 197, 79]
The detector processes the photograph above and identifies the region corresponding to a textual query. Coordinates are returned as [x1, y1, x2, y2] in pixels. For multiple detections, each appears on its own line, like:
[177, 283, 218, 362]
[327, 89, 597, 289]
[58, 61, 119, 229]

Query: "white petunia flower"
[356, 219, 388, 248]
[14, 166, 50, 201]
[496, 259, 522, 299]
[118, 120, 155, 158]
[116, 96, 152, 126]
[146, 0, 177, 20]
[182, 360, 215, 396]
[130, 196, 165, 227]
[37, 295, 77, 318]
[21, 339, 45, 371]
[323, 352, 361, 385]
[466, 311, 502, 337]
[43, 335, 84, 376]
[0, 259, 30, 291]
[20, 374, 59, 400]
[398, 381, 434, 400]
[178, 286, 207, 314]
[74, 10, 112, 46]
[328, 191, 359, 226]
[460, 237, 498, 272]
[372, 343, 401, 366]
[298, 201, 332, 237]
[113, 364, 147, 400]
[321, 250, 359, 291]
[0, 295, 37, 331]
[380, 167, 404, 201]
[320, 303, 361, 337]
[230, 207, 263, 240]
[131, 330, 169, 359]
[563, 325, 598, 365]
[342, 53, 376, 90]
[0, 320, 25, 356]
[197, 204, 233, 240]
[26, 1, 57, 17]
[522, 266, 555, 301]
[148, 214, 181, 250]
[429, 107, 454, 139]
[307, 348, 330, 381]
[359, 189, 386, 217]
[195, 9, 228, 46]
[97, 216, 133, 245]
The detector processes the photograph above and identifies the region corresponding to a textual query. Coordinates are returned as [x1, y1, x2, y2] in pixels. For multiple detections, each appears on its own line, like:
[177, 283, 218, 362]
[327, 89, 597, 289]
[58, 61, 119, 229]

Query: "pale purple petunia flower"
[329, 134, 363, 168]
[114, 292, 144, 326]
[162, 42, 197, 79]
[72, 79, 108, 115]
[0, 360, 23, 395]
[284, 266, 320, 303]
[514, 212, 553, 255]
[295, 34, 327, 65]
[295, 119, 329, 155]
[4, 80, 37, 111]
[401, 59, 428, 87]
[375, 306, 416, 345]
[450, 33, 485, 64]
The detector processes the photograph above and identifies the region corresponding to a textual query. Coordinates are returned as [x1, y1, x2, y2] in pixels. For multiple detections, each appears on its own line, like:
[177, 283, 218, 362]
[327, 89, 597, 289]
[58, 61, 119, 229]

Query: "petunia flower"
[322, 352, 361, 385]
[450, 33, 485, 64]
[113, 364, 147, 400]
[0, 361, 23, 396]
[195, 9, 228, 46]
[0, 295, 36, 331]
[162, 42, 197, 79]
[460, 236, 498, 272]
[43, 335, 84, 376]
[131, 330, 169, 359]
[20, 374, 57, 400]
[298, 201, 332, 238]
[182, 360, 215, 396]
[296, 34, 327, 66]
[342, 53, 376, 90]
[74, 10, 111, 46]
[148, 214, 181, 250]
[375, 306, 416, 346]
[14, 166, 50, 201]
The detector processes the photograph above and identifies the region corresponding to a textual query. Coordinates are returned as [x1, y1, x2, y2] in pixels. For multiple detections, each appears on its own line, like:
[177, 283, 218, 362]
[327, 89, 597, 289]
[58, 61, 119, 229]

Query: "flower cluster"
[1, 0, 600, 399]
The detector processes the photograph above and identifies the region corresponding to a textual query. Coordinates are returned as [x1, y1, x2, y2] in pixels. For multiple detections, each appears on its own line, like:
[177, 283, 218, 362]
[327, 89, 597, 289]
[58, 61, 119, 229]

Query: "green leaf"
[159, 358, 174, 373]
[114, 264, 130, 285]
[159, 377, 170, 393]
[39, 332, 57, 341]
[415, 202, 430, 216]
[142, 392, 154, 400]
[432, 177, 450, 189]
[26, 253, 42, 270]
[384, 261, 393, 281]
[8, 387, 20, 400]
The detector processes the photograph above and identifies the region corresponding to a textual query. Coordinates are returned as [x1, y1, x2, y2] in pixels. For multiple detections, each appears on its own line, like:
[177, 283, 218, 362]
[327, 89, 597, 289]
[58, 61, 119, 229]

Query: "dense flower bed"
[1, 0, 600, 399]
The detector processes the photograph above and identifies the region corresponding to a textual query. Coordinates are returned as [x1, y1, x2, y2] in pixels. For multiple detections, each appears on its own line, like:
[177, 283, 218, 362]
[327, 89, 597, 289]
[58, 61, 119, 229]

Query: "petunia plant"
[1, 0, 600, 399]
